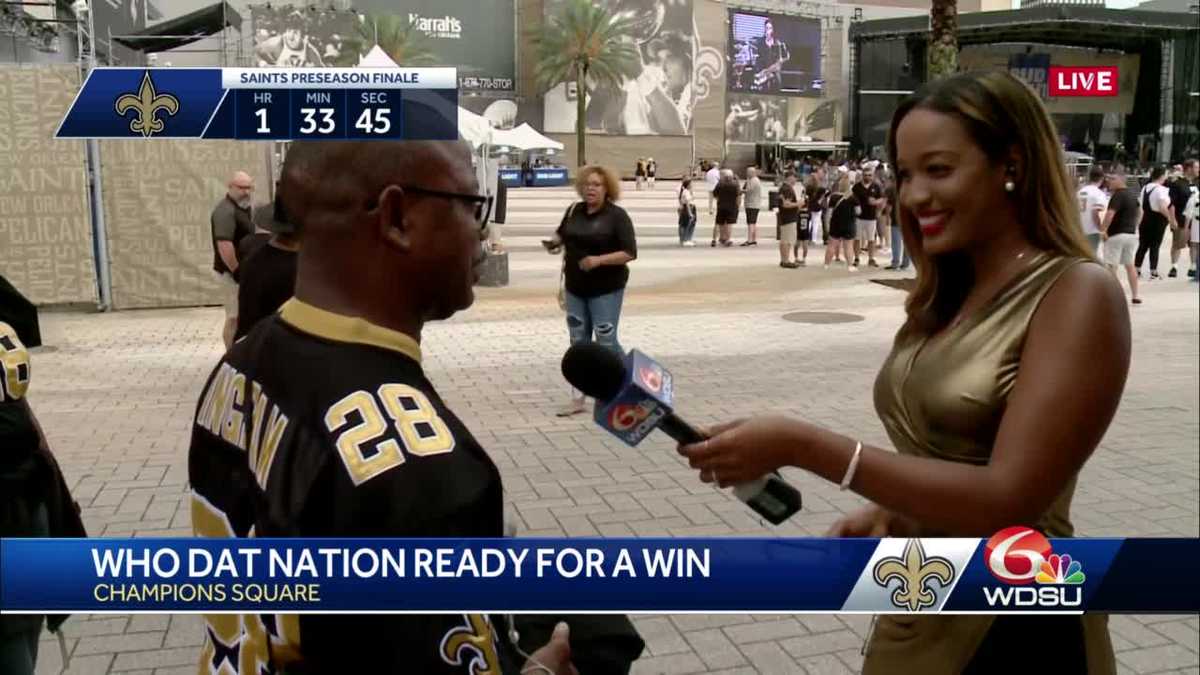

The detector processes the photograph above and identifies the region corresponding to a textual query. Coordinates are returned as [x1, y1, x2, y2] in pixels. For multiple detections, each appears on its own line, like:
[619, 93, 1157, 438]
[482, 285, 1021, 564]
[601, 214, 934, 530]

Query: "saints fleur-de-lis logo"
[872, 539, 956, 612]
[440, 614, 500, 675]
[114, 70, 179, 138]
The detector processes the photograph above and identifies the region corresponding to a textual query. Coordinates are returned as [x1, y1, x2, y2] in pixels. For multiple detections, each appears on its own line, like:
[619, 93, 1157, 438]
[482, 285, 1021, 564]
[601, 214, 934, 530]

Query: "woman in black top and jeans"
[547, 166, 638, 416]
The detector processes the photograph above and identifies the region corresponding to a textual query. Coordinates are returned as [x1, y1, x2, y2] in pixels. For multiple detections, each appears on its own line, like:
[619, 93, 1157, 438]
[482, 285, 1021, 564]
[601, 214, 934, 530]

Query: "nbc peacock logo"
[982, 526, 1085, 607]
[1035, 553, 1086, 585]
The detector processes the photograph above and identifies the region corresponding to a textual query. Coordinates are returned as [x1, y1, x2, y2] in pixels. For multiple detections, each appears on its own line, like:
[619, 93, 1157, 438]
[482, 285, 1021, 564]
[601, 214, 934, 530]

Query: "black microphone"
[561, 344, 802, 525]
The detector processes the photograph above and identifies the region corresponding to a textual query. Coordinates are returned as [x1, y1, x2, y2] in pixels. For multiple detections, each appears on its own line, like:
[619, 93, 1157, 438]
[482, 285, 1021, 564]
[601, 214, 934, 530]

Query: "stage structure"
[849, 6, 1199, 163]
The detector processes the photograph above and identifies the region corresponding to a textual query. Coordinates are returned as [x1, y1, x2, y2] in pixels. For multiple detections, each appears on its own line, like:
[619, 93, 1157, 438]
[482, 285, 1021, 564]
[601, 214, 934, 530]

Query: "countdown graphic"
[55, 68, 459, 141]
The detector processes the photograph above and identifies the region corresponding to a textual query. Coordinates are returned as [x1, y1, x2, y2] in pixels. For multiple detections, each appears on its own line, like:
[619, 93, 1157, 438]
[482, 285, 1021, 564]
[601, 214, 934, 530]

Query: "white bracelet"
[840, 441, 863, 491]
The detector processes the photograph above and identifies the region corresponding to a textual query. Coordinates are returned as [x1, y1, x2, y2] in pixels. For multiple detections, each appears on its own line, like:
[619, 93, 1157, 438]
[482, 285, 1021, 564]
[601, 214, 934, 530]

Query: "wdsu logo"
[607, 400, 665, 440]
[982, 526, 1086, 608]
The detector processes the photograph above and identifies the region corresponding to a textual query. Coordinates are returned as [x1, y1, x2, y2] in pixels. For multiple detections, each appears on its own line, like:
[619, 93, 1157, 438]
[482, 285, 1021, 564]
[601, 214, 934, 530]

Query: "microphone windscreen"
[561, 344, 626, 401]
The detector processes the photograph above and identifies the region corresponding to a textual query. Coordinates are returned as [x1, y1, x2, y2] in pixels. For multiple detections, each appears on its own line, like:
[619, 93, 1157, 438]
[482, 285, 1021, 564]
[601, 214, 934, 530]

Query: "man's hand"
[523, 622, 579, 675]
[579, 256, 600, 272]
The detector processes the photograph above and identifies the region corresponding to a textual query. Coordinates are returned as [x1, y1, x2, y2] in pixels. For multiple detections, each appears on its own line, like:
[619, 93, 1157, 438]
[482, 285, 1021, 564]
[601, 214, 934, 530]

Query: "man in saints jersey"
[187, 141, 576, 674]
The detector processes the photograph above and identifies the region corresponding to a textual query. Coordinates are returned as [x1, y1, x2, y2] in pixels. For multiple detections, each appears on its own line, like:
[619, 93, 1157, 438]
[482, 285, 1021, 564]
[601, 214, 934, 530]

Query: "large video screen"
[727, 10, 822, 97]
[251, 1, 516, 94]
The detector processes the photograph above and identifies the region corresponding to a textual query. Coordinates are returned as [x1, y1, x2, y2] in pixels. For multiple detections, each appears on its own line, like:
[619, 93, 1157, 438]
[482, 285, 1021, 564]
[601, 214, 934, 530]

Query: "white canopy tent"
[489, 123, 562, 152]
[355, 45, 496, 205]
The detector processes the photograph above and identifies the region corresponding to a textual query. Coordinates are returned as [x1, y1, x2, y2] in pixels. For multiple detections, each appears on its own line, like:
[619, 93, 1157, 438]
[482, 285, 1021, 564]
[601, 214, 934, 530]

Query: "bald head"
[285, 140, 485, 331]
[227, 171, 254, 208]
[279, 140, 473, 236]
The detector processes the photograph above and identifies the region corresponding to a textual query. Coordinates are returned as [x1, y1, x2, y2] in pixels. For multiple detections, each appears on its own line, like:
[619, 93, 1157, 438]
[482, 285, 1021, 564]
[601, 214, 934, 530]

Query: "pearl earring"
[1004, 180, 1015, 192]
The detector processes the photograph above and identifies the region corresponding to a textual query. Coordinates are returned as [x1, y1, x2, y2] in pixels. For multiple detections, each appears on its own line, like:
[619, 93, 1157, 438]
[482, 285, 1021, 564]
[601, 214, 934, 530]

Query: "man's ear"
[376, 185, 412, 253]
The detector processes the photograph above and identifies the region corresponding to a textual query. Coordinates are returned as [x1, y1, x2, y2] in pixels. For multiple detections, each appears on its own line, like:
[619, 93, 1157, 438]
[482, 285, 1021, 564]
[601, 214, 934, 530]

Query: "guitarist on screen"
[752, 19, 789, 93]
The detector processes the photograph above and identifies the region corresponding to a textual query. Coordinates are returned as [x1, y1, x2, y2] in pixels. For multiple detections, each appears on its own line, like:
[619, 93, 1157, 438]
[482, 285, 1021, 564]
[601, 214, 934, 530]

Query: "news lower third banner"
[55, 68, 459, 141]
[1, 535, 1197, 614]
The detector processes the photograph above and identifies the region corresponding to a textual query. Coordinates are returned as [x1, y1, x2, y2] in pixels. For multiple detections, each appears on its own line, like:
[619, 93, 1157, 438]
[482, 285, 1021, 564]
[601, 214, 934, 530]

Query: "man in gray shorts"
[209, 171, 255, 348]
[1101, 172, 1142, 305]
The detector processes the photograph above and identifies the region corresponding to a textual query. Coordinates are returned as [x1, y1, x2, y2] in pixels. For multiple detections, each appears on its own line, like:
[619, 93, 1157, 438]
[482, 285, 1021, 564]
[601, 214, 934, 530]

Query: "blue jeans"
[678, 206, 696, 243]
[564, 288, 625, 355]
[890, 226, 910, 269]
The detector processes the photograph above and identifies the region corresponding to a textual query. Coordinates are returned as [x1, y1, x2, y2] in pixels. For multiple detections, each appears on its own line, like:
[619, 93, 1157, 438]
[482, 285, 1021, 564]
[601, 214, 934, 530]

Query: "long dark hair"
[886, 70, 1093, 337]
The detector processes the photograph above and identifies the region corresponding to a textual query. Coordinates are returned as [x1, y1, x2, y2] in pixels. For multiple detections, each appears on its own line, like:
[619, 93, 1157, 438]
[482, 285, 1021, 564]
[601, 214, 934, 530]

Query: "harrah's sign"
[1049, 66, 1119, 97]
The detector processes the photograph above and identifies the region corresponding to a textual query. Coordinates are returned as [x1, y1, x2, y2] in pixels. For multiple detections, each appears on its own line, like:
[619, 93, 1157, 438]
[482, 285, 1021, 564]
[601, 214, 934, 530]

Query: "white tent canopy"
[458, 108, 493, 148]
[355, 45, 493, 148]
[357, 45, 397, 68]
[489, 123, 563, 151]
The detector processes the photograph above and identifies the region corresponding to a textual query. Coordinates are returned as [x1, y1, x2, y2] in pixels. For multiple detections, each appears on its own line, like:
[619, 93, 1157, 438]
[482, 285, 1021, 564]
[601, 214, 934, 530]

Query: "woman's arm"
[583, 251, 635, 269]
[682, 263, 1130, 536]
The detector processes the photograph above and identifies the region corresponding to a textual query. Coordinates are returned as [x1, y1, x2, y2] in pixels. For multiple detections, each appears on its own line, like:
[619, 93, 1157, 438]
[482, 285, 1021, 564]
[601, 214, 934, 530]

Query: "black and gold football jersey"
[188, 298, 521, 674]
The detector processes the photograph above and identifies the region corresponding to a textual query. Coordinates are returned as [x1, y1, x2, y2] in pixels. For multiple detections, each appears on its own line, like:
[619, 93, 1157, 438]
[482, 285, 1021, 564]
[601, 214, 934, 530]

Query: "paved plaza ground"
[24, 228, 1200, 674]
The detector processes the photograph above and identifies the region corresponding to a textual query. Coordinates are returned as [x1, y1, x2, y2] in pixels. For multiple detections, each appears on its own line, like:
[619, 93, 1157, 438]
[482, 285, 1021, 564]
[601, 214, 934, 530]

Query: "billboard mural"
[250, 1, 515, 94]
[727, 10, 822, 97]
[543, 0, 720, 136]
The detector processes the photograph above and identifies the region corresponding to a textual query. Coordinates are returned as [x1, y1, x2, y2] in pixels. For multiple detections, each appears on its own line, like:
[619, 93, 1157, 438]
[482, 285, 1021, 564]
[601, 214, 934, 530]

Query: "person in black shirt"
[1133, 166, 1177, 280]
[547, 165, 638, 416]
[189, 141, 610, 674]
[851, 169, 883, 267]
[713, 169, 741, 247]
[777, 172, 801, 268]
[234, 197, 299, 341]
[1166, 166, 1193, 277]
[210, 171, 255, 349]
[1100, 173, 1142, 304]
[1, 279, 87, 674]
[825, 174, 859, 270]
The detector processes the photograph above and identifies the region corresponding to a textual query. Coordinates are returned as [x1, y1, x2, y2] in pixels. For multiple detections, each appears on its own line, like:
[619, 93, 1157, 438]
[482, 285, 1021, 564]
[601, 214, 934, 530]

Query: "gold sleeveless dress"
[865, 252, 1116, 674]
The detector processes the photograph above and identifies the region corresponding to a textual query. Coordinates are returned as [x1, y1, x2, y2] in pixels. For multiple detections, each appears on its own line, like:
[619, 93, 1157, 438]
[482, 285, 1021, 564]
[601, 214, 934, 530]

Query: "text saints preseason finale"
[89, 545, 712, 605]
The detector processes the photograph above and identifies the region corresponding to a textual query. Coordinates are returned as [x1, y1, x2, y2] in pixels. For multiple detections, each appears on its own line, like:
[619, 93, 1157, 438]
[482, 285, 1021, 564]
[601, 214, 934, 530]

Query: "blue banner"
[55, 68, 459, 141]
[1, 536, 1196, 614]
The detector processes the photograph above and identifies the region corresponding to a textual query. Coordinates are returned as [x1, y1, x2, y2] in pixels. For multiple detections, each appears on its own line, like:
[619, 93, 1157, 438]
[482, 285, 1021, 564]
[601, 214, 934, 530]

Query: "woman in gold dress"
[677, 70, 1130, 674]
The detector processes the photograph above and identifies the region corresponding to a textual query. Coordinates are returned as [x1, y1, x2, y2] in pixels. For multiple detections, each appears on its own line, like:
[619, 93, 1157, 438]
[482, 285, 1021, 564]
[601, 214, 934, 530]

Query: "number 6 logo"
[984, 526, 1051, 585]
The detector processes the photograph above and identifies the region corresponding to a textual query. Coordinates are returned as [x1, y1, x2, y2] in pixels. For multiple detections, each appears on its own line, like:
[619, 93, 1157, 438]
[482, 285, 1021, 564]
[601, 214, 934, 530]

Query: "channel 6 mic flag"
[1, 532, 1196, 614]
[55, 67, 459, 141]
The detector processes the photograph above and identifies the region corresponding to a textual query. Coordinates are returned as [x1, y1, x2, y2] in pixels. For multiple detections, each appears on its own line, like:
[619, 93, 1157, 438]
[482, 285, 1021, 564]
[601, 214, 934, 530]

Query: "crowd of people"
[1076, 160, 1199, 305]
[674, 153, 1199, 294]
[685, 157, 909, 271]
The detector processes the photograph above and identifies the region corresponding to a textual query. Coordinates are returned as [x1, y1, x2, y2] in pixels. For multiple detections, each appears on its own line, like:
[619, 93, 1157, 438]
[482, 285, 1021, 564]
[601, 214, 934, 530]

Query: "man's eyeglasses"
[400, 186, 492, 231]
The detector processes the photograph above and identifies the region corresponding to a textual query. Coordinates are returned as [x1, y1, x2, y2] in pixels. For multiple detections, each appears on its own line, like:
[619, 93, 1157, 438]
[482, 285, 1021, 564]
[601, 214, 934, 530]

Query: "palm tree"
[336, 14, 438, 67]
[928, 0, 958, 80]
[531, 0, 640, 167]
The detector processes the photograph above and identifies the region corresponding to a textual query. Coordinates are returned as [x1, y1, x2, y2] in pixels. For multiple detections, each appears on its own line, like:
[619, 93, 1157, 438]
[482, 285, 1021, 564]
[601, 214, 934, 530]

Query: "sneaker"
[779, 261, 790, 268]
[1151, 271, 1162, 280]
[555, 399, 587, 417]
[740, 241, 752, 247]
[684, 241, 696, 247]
[798, 260, 806, 267]
[1188, 268, 1196, 278]
[749, 241, 758, 246]
[711, 241, 717, 247]
[854, 257, 861, 266]
[868, 259, 879, 268]
[1131, 297, 1143, 305]
[885, 265, 898, 270]
[1168, 267, 1178, 278]
[722, 241, 733, 247]
[847, 265, 859, 272]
